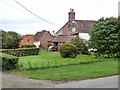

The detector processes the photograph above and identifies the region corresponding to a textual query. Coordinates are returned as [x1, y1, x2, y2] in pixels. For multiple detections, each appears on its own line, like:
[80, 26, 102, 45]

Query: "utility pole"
[118, 1, 120, 18]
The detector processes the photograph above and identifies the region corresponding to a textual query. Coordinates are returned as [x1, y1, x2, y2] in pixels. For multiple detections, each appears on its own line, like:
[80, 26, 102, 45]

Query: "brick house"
[49, 9, 95, 47]
[56, 9, 95, 35]
[34, 30, 52, 49]
[19, 34, 34, 48]
[19, 30, 52, 49]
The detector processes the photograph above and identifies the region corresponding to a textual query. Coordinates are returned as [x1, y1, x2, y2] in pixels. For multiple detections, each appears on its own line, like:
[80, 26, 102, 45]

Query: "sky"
[0, 0, 119, 35]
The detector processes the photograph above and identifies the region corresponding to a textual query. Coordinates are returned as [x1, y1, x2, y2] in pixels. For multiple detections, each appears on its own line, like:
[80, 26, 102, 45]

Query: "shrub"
[59, 44, 78, 58]
[22, 44, 36, 48]
[70, 37, 89, 55]
[47, 43, 53, 47]
[0, 53, 18, 70]
[1, 48, 40, 56]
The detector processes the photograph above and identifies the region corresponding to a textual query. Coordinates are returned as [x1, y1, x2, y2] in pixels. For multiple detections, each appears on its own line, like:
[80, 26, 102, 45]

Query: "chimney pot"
[68, 8, 75, 21]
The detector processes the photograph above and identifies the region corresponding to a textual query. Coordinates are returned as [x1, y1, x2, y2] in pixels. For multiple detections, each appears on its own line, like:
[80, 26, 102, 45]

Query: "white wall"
[79, 33, 90, 41]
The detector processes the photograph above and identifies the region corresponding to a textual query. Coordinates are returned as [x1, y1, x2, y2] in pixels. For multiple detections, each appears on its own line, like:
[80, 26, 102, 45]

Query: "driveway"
[1, 72, 119, 88]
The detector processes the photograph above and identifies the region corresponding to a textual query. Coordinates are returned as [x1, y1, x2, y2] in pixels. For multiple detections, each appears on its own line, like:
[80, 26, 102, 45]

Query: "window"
[80, 24, 83, 26]
[27, 39, 29, 42]
[72, 28, 76, 32]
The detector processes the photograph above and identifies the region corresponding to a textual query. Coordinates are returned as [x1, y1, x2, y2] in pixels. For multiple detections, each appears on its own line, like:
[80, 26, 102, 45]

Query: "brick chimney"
[68, 8, 75, 21]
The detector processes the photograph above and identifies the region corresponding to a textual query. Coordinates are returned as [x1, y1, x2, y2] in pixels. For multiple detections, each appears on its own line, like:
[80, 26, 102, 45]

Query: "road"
[54, 75, 118, 88]
[1, 72, 119, 88]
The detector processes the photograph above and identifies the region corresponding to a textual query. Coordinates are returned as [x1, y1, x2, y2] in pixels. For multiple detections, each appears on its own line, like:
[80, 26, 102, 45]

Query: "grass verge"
[10, 59, 119, 81]
[18, 50, 117, 70]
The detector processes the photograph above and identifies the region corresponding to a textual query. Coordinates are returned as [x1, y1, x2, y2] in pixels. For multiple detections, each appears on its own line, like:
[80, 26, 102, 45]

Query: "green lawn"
[11, 59, 119, 80]
[18, 50, 115, 70]
[11, 50, 119, 80]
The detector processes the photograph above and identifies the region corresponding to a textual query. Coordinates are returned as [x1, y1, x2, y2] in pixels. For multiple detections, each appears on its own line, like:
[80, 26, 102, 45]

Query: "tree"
[70, 37, 89, 54]
[1, 30, 22, 49]
[89, 17, 120, 58]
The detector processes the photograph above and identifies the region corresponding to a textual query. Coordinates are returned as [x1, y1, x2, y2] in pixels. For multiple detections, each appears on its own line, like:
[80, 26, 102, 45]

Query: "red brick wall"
[19, 35, 34, 47]
[40, 32, 52, 49]
[60, 22, 73, 35]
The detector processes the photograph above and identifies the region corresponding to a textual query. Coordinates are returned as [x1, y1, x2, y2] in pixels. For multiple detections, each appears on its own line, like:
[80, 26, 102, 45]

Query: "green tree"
[70, 37, 89, 54]
[89, 17, 120, 58]
[1, 30, 22, 49]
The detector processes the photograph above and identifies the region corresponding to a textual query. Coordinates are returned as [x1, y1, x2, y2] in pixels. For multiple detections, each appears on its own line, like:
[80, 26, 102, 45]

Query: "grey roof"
[74, 20, 95, 33]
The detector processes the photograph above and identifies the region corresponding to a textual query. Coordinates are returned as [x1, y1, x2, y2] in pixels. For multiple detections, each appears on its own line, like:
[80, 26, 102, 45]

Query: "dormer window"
[81, 24, 83, 26]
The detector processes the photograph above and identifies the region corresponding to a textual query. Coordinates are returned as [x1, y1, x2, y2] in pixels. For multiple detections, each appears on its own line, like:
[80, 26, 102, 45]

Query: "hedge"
[1, 48, 40, 57]
[22, 44, 36, 48]
[0, 53, 18, 70]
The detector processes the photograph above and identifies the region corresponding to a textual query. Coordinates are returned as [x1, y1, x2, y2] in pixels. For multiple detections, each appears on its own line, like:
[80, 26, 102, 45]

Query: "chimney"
[68, 8, 75, 21]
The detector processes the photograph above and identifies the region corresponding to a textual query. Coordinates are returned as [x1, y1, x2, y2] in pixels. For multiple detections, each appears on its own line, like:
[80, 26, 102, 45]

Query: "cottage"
[19, 30, 52, 49]
[34, 30, 52, 49]
[49, 9, 95, 48]
[19, 34, 34, 48]
[56, 9, 95, 40]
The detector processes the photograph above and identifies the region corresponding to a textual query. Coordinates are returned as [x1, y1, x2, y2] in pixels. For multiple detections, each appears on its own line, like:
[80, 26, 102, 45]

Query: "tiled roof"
[48, 35, 73, 43]
[56, 20, 95, 34]
[34, 32, 45, 41]
[34, 30, 52, 41]
[74, 20, 95, 33]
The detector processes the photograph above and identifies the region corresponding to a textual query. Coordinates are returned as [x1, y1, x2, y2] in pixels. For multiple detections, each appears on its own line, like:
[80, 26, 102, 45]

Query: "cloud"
[0, 0, 119, 35]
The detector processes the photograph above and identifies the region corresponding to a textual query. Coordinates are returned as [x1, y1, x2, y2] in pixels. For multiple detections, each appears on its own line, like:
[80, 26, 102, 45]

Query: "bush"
[22, 44, 36, 48]
[70, 37, 89, 55]
[1, 48, 40, 56]
[47, 43, 53, 48]
[59, 44, 78, 58]
[0, 53, 18, 70]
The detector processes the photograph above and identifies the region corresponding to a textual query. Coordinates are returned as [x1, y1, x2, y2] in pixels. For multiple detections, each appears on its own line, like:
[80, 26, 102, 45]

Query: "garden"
[0, 17, 119, 81]
[10, 50, 119, 80]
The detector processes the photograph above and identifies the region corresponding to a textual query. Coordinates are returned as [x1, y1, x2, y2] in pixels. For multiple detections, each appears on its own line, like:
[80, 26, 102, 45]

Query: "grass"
[18, 50, 115, 70]
[10, 50, 119, 80]
[11, 59, 119, 81]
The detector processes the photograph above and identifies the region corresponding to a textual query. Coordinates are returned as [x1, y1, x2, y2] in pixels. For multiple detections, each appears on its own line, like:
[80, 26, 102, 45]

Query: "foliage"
[70, 37, 89, 55]
[1, 30, 22, 49]
[89, 17, 120, 58]
[47, 43, 53, 47]
[17, 50, 119, 70]
[22, 44, 36, 48]
[59, 44, 78, 58]
[1, 48, 40, 57]
[0, 53, 18, 70]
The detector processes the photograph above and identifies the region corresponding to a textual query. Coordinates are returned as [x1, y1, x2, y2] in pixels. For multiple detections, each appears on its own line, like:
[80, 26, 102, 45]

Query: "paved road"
[1, 72, 119, 88]
[2, 72, 54, 88]
[54, 75, 118, 88]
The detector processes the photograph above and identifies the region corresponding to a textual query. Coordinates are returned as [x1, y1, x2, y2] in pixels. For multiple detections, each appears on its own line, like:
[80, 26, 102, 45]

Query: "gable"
[56, 20, 95, 36]
[34, 32, 44, 41]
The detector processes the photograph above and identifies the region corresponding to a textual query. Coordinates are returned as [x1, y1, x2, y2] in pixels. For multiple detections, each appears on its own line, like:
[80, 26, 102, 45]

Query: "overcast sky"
[0, 0, 119, 35]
